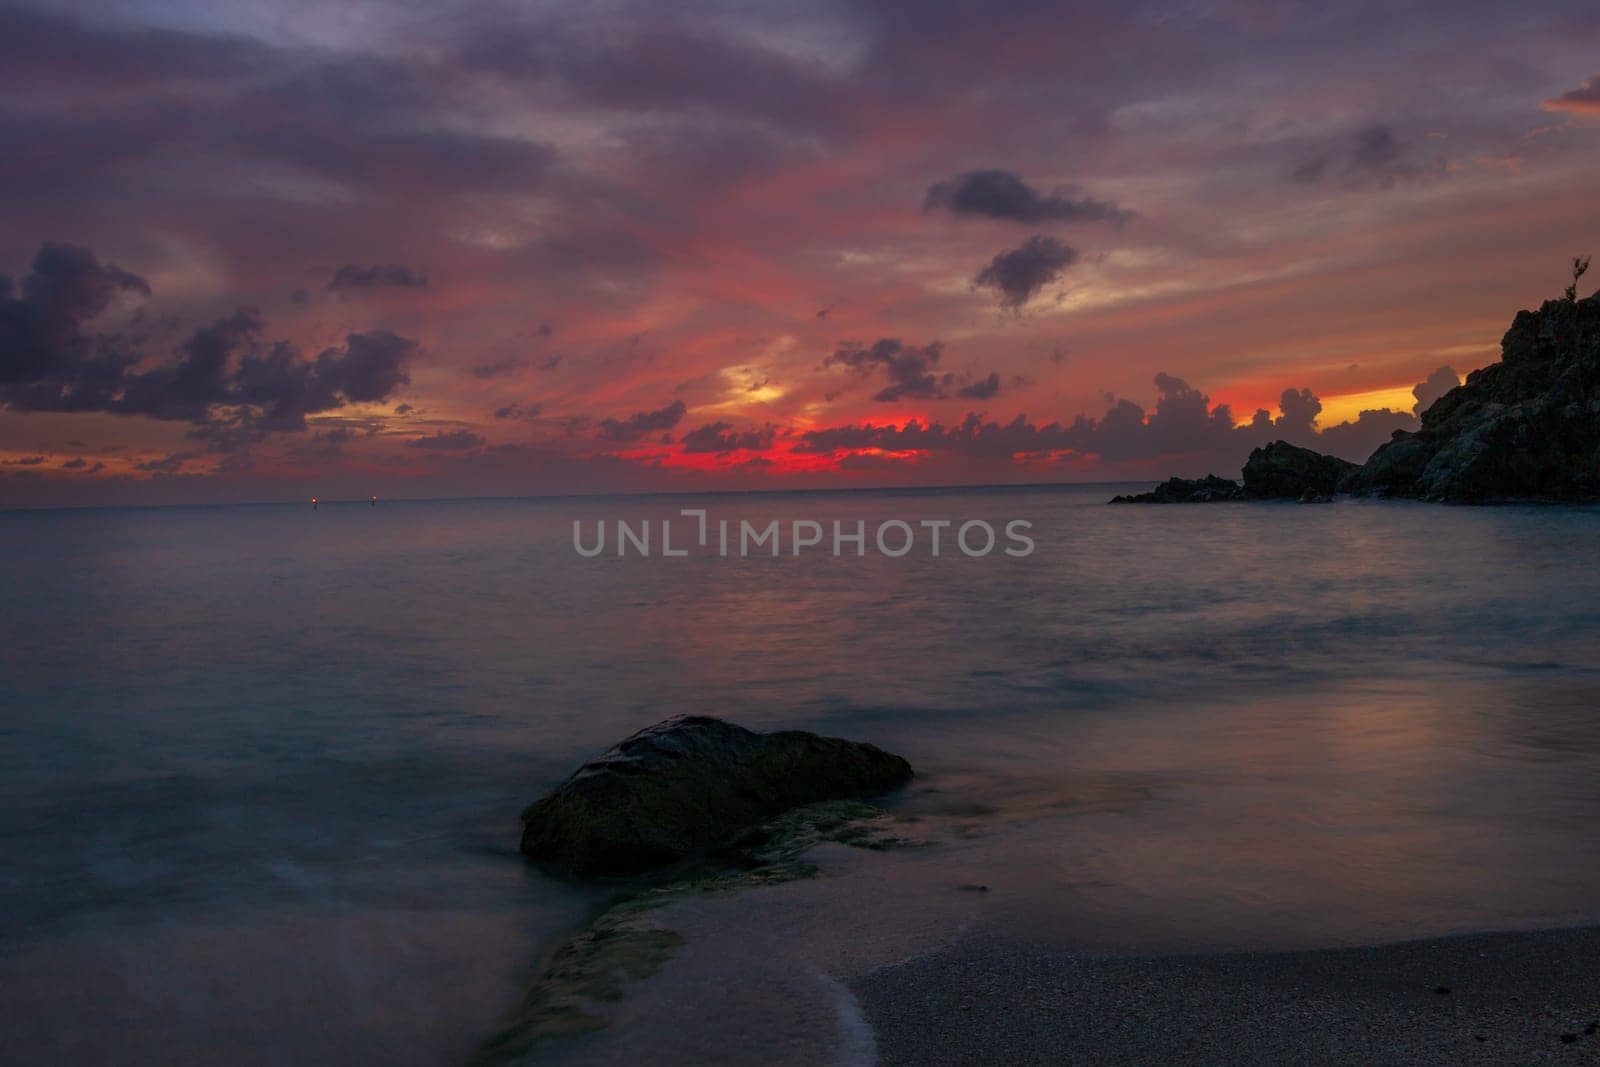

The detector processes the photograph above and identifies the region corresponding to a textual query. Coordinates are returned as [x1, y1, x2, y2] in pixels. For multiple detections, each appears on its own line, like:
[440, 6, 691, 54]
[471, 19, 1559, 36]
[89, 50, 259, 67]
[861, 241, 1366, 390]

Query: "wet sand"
[853, 926, 1600, 1065]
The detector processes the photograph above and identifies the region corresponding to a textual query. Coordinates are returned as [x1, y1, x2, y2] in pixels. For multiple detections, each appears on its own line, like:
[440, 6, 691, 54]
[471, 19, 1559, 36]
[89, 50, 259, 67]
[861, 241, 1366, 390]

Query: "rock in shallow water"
[519, 716, 914, 876]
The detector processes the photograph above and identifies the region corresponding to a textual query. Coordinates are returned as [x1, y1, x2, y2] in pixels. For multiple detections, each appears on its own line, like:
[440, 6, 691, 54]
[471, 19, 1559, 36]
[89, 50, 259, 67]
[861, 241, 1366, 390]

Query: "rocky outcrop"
[1242, 441, 1360, 499]
[519, 716, 914, 876]
[1344, 294, 1600, 502]
[1112, 292, 1600, 505]
[1109, 475, 1244, 503]
[1109, 444, 1354, 503]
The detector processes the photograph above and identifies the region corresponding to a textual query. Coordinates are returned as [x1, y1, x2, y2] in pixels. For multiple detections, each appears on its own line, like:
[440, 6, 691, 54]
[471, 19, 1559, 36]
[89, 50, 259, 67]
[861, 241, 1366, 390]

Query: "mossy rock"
[480, 798, 907, 1062]
[520, 716, 914, 876]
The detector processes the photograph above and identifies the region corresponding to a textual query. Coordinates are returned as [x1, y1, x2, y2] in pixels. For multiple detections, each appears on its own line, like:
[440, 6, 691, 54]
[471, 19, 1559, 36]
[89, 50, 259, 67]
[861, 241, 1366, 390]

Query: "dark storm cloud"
[0, 242, 148, 389]
[0, 241, 148, 375]
[0, 242, 413, 432]
[599, 399, 687, 442]
[827, 338, 951, 402]
[973, 236, 1077, 309]
[923, 170, 1131, 225]
[326, 264, 429, 292]
[408, 429, 486, 451]
[679, 421, 776, 453]
[826, 339, 1008, 402]
[1411, 365, 1460, 415]
[957, 372, 1002, 400]
[319, 331, 414, 404]
[197, 326, 415, 432]
[116, 308, 260, 421]
[1290, 124, 1444, 188]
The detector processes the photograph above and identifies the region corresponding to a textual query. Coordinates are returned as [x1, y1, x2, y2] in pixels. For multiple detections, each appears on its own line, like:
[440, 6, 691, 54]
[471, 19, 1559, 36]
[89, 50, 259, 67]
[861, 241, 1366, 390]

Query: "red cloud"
[1542, 76, 1600, 116]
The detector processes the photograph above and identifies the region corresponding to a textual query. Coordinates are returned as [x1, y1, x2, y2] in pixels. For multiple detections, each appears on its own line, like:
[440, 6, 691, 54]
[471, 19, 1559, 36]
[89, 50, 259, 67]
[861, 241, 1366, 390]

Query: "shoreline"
[853, 924, 1600, 1065]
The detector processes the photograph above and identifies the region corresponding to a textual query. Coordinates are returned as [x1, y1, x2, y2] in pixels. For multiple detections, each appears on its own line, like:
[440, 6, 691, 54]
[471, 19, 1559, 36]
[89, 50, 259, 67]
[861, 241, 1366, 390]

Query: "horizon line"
[0, 476, 1157, 517]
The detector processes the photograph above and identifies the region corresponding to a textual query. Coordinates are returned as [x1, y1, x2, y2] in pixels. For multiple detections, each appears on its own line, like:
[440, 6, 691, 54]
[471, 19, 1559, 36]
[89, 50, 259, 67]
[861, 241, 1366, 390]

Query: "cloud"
[1, 243, 414, 435]
[326, 264, 429, 292]
[116, 308, 262, 421]
[793, 413, 1069, 459]
[0, 4, 270, 98]
[494, 402, 543, 419]
[1276, 386, 1322, 432]
[924, 170, 1131, 224]
[135, 450, 199, 473]
[827, 338, 952, 401]
[825, 339, 1006, 402]
[795, 370, 1438, 473]
[455, 19, 847, 137]
[471, 357, 526, 379]
[973, 235, 1077, 308]
[1316, 408, 1417, 458]
[1412, 365, 1460, 415]
[1290, 124, 1444, 187]
[599, 399, 687, 441]
[1542, 75, 1600, 117]
[407, 429, 485, 450]
[957, 372, 1002, 399]
[0, 241, 148, 393]
[0, 8, 556, 207]
[679, 421, 775, 453]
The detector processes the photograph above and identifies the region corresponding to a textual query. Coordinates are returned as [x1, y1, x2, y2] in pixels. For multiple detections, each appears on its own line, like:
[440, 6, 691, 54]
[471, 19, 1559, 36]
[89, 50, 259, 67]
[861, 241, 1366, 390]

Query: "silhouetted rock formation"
[519, 716, 914, 876]
[1344, 294, 1600, 502]
[1109, 475, 1244, 503]
[1109, 446, 1353, 503]
[1243, 441, 1360, 499]
[1115, 293, 1600, 505]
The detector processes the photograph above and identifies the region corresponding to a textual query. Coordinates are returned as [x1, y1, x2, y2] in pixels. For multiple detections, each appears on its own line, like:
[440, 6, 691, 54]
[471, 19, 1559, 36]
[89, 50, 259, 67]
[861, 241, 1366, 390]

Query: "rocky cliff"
[1114, 293, 1600, 505]
[1344, 293, 1600, 502]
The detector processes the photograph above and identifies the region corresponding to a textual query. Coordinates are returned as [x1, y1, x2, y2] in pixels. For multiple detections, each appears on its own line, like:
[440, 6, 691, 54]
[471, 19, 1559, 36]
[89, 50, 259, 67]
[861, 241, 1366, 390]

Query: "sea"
[3, 485, 1600, 1063]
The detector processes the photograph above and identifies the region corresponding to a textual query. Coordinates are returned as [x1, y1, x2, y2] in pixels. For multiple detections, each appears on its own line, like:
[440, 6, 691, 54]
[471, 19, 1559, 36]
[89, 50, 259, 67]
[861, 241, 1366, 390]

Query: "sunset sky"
[2, 0, 1597, 506]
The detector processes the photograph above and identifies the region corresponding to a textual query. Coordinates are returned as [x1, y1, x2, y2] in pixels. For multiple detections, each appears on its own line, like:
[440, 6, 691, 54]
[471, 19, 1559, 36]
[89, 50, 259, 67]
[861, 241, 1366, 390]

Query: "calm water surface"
[3, 486, 1599, 1062]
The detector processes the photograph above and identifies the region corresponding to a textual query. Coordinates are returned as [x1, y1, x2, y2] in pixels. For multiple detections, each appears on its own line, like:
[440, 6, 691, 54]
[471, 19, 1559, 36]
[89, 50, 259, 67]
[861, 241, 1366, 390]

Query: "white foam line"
[823, 974, 879, 1067]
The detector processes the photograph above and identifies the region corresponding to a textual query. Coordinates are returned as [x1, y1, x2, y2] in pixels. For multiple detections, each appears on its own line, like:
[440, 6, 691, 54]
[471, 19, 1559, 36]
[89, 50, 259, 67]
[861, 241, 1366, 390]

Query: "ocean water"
[3, 486, 1600, 1063]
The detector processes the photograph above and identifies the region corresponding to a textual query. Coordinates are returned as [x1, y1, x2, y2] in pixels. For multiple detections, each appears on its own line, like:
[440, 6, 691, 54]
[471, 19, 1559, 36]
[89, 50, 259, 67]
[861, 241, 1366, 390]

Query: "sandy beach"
[855, 926, 1600, 1065]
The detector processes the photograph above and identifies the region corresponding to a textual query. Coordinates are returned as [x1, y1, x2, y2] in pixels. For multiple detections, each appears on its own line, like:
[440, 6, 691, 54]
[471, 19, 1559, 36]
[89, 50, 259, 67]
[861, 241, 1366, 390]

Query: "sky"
[1, 0, 1598, 507]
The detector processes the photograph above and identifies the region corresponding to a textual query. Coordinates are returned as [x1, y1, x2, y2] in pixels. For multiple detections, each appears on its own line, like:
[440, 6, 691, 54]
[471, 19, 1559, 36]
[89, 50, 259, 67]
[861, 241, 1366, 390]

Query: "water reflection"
[1, 489, 1598, 1059]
